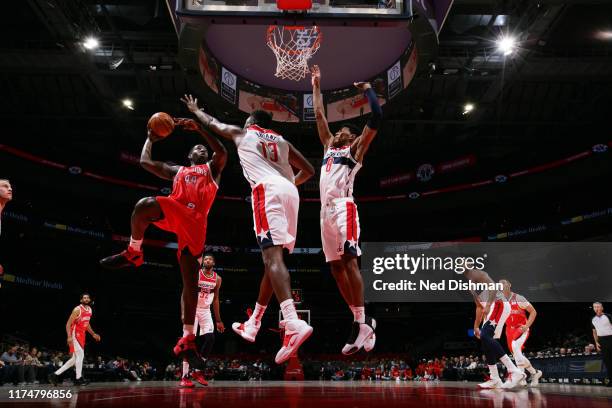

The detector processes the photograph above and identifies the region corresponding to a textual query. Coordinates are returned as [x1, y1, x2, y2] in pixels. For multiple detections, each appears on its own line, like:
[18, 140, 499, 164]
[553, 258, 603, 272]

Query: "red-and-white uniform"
[237, 125, 298, 252]
[505, 293, 531, 351]
[195, 269, 218, 335]
[153, 163, 218, 257]
[70, 305, 92, 353]
[478, 290, 510, 339]
[320, 145, 362, 262]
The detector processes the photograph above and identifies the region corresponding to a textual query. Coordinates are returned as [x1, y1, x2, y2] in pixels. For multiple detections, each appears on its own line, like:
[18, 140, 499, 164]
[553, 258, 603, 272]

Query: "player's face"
[0, 180, 12, 202]
[499, 280, 511, 296]
[593, 303, 603, 315]
[189, 144, 209, 165]
[81, 295, 91, 305]
[203, 256, 215, 269]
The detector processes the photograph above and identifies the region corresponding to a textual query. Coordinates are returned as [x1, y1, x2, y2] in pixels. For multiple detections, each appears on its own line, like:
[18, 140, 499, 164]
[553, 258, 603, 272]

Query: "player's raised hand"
[180, 94, 200, 113]
[174, 117, 200, 132]
[353, 81, 372, 92]
[216, 322, 225, 333]
[147, 128, 163, 143]
[311, 65, 321, 88]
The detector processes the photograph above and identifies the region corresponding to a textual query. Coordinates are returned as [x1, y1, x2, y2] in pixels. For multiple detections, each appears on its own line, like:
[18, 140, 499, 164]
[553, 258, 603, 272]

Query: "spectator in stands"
[1, 345, 23, 385]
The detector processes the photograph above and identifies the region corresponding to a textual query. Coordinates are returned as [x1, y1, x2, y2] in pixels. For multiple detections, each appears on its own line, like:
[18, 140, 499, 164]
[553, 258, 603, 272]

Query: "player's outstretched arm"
[213, 276, 224, 333]
[140, 133, 180, 180]
[310, 65, 333, 148]
[352, 82, 382, 163]
[181, 94, 244, 143]
[288, 142, 315, 186]
[176, 118, 228, 183]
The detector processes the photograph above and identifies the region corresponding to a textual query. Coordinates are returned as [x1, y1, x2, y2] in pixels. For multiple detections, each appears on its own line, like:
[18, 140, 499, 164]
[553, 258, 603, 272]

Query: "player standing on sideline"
[180, 94, 315, 364]
[472, 283, 525, 389]
[180, 254, 224, 387]
[99, 118, 227, 367]
[500, 279, 542, 387]
[310, 65, 381, 354]
[0, 178, 13, 236]
[49, 293, 100, 386]
[591, 302, 612, 387]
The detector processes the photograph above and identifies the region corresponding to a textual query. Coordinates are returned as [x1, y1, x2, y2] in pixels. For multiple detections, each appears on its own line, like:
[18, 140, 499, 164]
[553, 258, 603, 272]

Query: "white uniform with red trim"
[320, 145, 362, 262]
[237, 125, 299, 252]
[478, 290, 510, 339]
[195, 269, 217, 335]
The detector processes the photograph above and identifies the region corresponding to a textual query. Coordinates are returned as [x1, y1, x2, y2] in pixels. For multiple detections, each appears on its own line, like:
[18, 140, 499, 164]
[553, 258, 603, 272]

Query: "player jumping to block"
[310, 65, 381, 354]
[180, 94, 315, 364]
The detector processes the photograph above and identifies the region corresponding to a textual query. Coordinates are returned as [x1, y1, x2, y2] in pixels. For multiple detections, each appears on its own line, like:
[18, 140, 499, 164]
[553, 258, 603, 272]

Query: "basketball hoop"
[266, 25, 322, 82]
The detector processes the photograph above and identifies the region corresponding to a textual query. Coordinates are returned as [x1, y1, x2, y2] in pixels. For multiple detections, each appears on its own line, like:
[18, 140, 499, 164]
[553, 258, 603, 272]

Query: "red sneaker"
[179, 377, 194, 388]
[173, 334, 197, 356]
[100, 247, 144, 269]
[191, 370, 208, 386]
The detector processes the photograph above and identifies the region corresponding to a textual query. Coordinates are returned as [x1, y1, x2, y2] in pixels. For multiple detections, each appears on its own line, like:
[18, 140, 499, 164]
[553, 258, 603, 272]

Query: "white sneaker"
[519, 379, 528, 387]
[275, 319, 313, 364]
[478, 378, 503, 389]
[530, 370, 542, 387]
[502, 371, 526, 389]
[364, 333, 376, 352]
[342, 317, 376, 355]
[232, 319, 260, 343]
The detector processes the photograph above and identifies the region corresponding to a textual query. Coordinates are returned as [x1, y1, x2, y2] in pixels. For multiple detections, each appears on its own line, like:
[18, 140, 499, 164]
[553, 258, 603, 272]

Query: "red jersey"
[507, 293, 529, 328]
[71, 305, 92, 335]
[168, 164, 218, 217]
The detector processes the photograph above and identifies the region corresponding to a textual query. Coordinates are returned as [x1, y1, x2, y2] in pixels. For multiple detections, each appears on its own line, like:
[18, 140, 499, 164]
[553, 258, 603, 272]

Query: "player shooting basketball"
[99, 117, 227, 369]
[180, 94, 315, 364]
[310, 65, 381, 354]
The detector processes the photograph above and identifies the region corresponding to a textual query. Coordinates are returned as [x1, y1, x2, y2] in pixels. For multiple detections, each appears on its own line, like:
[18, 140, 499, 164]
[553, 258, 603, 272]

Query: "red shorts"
[69, 331, 86, 354]
[153, 196, 207, 258]
[506, 326, 530, 351]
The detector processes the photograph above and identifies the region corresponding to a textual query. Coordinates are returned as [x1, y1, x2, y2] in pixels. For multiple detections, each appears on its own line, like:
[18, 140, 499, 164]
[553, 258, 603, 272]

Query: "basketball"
[147, 112, 175, 138]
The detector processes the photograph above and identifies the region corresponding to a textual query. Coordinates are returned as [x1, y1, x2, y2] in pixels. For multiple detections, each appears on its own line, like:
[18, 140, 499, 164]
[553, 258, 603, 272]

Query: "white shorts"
[194, 307, 214, 335]
[320, 197, 361, 262]
[251, 175, 299, 253]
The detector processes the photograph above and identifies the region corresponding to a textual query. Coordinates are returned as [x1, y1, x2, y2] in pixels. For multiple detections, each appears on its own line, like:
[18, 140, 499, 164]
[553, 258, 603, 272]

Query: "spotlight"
[122, 98, 134, 110]
[83, 37, 99, 50]
[463, 103, 475, 115]
[497, 36, 516, 56]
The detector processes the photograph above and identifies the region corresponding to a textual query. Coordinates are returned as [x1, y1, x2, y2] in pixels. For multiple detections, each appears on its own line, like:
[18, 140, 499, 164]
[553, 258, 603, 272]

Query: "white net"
[266, 25, 322, 81]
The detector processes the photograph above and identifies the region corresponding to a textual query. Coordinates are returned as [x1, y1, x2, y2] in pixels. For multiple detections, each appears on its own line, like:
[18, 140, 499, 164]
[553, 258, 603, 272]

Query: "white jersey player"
[181, 254, 224, 388]
[181, 94, 315, 365]
[311, 65, 382, 355]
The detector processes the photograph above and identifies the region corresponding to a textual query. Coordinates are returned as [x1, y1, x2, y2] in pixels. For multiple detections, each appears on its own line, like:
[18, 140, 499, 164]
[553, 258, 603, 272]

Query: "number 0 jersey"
[320, 145, 362, 203]
[237, 125, 294, 188]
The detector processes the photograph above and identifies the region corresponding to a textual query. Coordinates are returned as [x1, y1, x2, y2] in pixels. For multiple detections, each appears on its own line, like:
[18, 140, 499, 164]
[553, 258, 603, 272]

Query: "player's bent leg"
[232, 273, 273, 342]
[99, 197, 161, 269]
[262, 246, 313, 364]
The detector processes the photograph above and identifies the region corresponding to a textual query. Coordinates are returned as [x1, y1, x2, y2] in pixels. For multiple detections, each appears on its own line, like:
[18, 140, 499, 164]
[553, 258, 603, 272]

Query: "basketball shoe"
[342, 316, 376, 355]
[179, 377, 194, 388]
[275, 319, 313, 364]
[478, 378, 503, 389]
[100, 247, 143, 269]
[232, 319, 260, 343]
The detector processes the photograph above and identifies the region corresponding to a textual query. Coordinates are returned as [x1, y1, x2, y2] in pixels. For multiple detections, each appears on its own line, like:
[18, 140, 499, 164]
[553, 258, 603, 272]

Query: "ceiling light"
[497, 36, 516, 56]
[83, 37, 99, 50]
[122, 98, 134, 110]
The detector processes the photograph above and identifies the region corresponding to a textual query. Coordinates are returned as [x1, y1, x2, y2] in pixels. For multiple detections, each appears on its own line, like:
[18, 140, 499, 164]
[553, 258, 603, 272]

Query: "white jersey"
[197, 269, 217, 309]
[237, 125, 294, 188]
[320, 145, 362, 203]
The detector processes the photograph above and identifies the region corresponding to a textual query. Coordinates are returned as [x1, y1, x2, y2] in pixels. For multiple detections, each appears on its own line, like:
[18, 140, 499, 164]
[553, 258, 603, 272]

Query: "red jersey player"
[99, 117, 227, 367]
[500, 279, 542, 387]
[311, 65, 381, 354]
[180, 94, 315, 364]
[49, 293, 101, 386]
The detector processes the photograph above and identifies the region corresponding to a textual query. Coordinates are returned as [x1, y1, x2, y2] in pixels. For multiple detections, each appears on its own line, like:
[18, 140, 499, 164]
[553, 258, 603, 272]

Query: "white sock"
[182, 324, 194, 337]
[488, 364, 500, 381]
[500, 355, 520, 373]
[352, 306, 365, 323]
[249, 302, 267, 324]
[280, 299, 298, 321]
[182, 360, 190, 378]
[129, 237, 143, 251]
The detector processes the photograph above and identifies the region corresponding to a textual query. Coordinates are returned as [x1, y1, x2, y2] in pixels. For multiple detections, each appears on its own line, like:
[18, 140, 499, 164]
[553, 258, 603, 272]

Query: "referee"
[591, 302, 612, 387]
